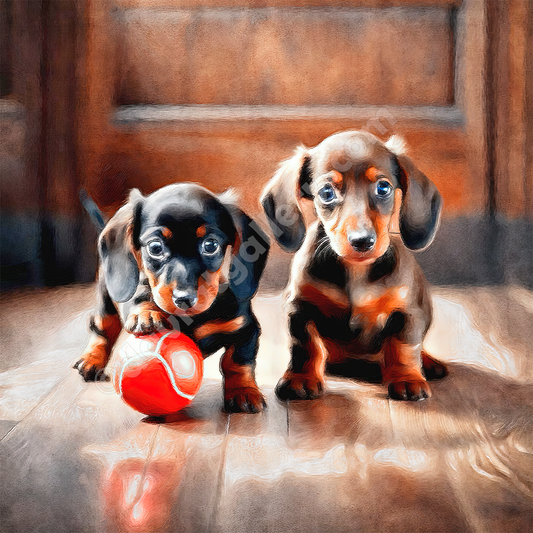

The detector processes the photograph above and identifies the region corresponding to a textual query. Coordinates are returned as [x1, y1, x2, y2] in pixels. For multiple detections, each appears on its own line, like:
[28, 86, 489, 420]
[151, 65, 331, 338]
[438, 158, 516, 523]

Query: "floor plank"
[0, 287, 93, 422]
[212, 389, 289, 533]
[150, 381, 230, 533]
[80, 380, 230, 533]
[0, 420, 18, 440]
[0, 371, 148, 533]
[0, 286, 95, 372]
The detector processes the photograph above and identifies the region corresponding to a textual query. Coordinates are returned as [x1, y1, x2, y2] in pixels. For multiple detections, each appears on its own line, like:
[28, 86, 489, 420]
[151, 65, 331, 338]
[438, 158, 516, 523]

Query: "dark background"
[1, 0, 532, 290]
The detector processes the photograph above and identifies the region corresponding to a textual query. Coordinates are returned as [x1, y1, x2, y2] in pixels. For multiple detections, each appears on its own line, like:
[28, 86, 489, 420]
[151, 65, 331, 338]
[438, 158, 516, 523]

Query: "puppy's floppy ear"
[260, 146, 312, 253]
[395, 154, 442, 250]
[219, 196, 270, 301]
[98, 189, 145, 302]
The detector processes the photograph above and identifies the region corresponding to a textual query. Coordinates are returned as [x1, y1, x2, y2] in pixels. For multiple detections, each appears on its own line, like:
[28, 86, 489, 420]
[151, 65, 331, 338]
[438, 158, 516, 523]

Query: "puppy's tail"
[79, 188, 106, 232]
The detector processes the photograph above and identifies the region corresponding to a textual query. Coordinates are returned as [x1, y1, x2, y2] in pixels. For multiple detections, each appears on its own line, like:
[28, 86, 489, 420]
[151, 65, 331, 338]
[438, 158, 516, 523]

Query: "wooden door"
[76, 0, 531, 285]
[4, 0, 530, 288]
[82, 0, 485, 209]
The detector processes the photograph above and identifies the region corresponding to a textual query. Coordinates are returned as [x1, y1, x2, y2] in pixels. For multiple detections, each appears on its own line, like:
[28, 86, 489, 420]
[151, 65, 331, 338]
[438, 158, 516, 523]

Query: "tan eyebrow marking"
[196, 225, 207, 238]
[364, 166, 388, 183]
[331, 170, 343, 186]
[161, 227, 173, 240]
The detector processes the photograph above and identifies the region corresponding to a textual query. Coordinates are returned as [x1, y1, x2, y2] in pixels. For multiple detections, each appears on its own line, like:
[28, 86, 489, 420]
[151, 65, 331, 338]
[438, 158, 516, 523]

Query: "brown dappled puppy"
[261, 131, 447, 401]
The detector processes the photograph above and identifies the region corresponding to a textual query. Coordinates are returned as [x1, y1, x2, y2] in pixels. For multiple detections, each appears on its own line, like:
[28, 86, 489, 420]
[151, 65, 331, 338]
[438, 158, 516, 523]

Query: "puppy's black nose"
[348, 231, 376, 252]
[173, 290, 198, 310]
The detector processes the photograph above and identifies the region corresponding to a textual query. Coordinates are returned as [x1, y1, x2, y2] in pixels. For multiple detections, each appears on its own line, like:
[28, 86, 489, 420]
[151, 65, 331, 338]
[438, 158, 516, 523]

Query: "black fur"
[77, 183, 270, 413]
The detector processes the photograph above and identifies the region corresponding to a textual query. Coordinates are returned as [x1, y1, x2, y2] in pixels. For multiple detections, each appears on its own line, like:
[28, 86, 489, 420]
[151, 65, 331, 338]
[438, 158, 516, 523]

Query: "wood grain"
[86, 125, 477, 216]
[116, 0, 463, 8]
[1, 285, 533, 532]
[115, 7, 454, 106]
[80, 0, 487, 227]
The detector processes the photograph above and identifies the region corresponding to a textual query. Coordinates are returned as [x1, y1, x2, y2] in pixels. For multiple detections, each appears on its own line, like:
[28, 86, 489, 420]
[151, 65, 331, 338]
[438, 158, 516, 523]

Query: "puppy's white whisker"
[314, 236, 333, 262]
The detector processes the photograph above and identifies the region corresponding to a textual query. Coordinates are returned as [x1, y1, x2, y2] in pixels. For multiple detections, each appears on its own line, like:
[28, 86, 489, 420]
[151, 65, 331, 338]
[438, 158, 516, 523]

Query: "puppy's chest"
[303, 274, 409, 338]
[347, 282, 409, 332]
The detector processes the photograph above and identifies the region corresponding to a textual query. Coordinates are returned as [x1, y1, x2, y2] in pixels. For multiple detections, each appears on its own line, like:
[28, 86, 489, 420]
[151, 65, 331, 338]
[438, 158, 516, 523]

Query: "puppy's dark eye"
[376, 180, 393, 198]
[318, 184, 337, 204]
[201, 238, 220, 256]
[147, 239, 164, 258]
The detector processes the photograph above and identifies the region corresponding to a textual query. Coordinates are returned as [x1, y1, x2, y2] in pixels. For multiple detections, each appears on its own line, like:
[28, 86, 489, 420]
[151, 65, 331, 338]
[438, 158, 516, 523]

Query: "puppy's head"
[99, 184, 245, 315]
[261, 131, 442, 264]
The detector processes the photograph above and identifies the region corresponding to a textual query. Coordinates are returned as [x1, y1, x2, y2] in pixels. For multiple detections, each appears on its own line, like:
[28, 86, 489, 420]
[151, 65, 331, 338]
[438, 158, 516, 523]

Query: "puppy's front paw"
[74, 346, 110, 382]
[275, 372, 325, 401]
[125, 309, 170, 335]
[388, 379, 431, 401]
[224, 386, 267, 413]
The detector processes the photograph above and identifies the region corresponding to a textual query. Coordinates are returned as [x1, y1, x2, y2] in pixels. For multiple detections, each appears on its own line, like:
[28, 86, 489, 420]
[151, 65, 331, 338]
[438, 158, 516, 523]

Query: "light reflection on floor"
[1, 287, 533, 532]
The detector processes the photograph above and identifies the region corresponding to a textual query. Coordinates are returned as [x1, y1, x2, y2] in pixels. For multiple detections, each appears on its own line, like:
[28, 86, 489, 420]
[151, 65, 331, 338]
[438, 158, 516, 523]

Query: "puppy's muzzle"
[348, 230, 376, 253]
[173, 290, 198, 310]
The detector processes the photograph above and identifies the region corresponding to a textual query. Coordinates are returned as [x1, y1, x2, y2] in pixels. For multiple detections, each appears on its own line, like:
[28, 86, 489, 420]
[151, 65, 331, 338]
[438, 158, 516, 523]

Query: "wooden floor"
[1, 284, 533, 533]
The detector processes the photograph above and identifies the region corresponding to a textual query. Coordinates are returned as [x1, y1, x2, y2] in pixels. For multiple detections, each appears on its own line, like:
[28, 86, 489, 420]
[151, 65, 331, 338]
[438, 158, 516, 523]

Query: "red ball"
[112, 330, 203, 416]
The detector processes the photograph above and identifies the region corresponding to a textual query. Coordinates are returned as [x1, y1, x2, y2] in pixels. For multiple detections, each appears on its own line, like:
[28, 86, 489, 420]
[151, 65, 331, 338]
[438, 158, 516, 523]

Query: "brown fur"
[194, 316, 246, 341]
[221, 347, 266, 413]
[262, 131, 447, 401]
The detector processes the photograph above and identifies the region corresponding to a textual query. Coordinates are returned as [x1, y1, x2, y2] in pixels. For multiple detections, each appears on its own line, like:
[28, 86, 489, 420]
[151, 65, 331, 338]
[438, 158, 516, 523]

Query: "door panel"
[116, 7, 454, 106]
[81, 0, 488, 279]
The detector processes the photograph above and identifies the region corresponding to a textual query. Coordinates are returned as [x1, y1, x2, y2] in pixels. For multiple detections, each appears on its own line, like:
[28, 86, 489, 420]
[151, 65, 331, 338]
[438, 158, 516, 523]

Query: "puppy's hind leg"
[421, 351, 448, 380]
[75, 279, 122, 381]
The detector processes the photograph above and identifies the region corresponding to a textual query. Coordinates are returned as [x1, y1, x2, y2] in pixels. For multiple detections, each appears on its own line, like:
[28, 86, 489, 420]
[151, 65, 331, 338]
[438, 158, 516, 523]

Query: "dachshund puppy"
[261, 131, 447, 401]
[75, 183, 270, 413]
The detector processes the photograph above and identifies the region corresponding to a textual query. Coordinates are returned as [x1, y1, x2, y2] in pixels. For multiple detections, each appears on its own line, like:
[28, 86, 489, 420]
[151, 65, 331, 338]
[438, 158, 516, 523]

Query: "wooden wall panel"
[488, 0, 533, 217]
[81, 0, 487, 231]
[116, 0, 462, 8]
[76, 0, 533, 286]
[116, 7, 454, 106]
[1, 0, 42, 214]
[89, 123, 472, 219]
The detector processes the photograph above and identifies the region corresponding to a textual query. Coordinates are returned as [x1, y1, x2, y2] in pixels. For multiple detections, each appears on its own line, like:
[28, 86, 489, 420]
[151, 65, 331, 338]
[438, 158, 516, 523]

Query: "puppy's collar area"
[367, 246, 397, 283]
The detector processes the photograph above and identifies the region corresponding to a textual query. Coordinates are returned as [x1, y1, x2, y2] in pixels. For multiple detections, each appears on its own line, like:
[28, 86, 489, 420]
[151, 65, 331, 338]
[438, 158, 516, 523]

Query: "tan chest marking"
[298, 280, 350, 316]
[351, 286, 409, 329]
[194, 315, 246, 340]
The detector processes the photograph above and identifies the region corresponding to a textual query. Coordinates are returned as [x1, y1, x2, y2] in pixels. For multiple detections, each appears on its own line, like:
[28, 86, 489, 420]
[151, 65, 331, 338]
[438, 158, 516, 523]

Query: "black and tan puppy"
[75, 183, 270, 413]
[261, 130, 447, 401]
